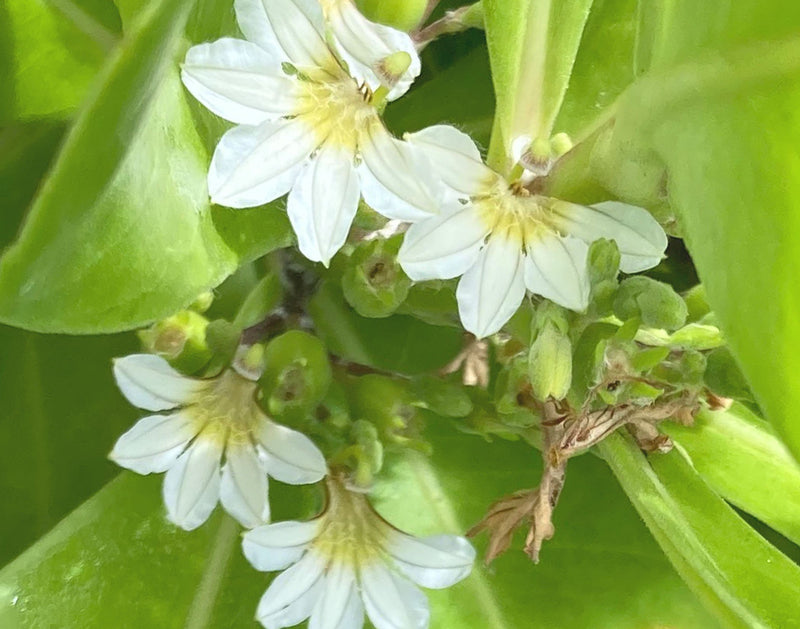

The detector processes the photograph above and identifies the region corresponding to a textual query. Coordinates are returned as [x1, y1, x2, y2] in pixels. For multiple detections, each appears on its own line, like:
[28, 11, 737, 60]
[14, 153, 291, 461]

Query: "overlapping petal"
[548, 200, 667, 273]
[163, 436, 224, 531]
[110, 412, 195, 474]
[287, 145, 361, 266]
[243, 520, 320, 571]
[398, 203, 488, 281]
[220, 442, 270, 528]
[358, 120, 440, 221]
[208, 117, 320, 208]
[456, 236, 527, 339]
[361, 563, 429, 629]
[405, 125, 496, 196]
[256, 418, 328, 484]
[113, 354, 208, 411]
[322, 0, 421, 100]
[524, 233, 590, 311]
[256, 553, 326, 628]
[234, 0, 338, 71]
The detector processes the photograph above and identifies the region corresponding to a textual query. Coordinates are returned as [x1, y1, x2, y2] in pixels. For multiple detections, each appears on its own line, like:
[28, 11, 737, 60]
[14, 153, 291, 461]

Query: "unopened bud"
[138, 310, 211, 374]
[614, 276, 688, 331]
[528, 321, 572, 401]
[189, 291, 214, 313]
[355, 0, 428, 31]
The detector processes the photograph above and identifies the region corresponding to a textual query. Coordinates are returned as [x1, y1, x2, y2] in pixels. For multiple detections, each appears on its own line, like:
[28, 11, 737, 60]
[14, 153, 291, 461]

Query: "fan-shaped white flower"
[181, 0, 437, 266]
[110, 354, 327, 530]
[398, 125, 669, 339]
[242, 477, 476, 629]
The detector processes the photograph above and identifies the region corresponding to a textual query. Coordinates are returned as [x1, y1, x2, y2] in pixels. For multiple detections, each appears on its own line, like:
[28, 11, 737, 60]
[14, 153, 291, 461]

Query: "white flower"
[110, 354, 327, 530]
[181, 0, 437, 266]
[242, 477, 476, 629]
[397, 125, 669, 338]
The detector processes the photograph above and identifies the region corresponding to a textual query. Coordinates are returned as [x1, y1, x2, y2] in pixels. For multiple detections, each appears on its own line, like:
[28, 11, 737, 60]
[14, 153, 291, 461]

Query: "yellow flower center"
[311, 478, 389, 567]
[475, 178, 553, 246]
[295, 69, 379, 153]
[187, 371, 262, 446]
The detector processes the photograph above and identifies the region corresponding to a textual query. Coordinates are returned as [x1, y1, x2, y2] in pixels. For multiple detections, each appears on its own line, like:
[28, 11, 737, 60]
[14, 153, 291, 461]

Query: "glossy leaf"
[665, 404, 800, 546]
[0, 0, 119, 122]
[595, 2, 800, 458]
[601, 433, 800, 628]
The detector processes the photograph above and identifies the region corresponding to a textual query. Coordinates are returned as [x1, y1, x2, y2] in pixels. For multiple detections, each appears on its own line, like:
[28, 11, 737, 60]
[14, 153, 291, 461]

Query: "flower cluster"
[111, 0, 673, 625]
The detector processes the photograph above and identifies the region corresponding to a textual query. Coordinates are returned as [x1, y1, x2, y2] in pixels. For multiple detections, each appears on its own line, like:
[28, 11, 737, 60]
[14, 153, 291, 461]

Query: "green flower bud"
[613, 276, 688, 331]
[704, 347, 754, 401]
[355, 0, 428, 31]
[138, 310, 211, 374]
[189, 291, 214, 313]
[260, 331, 332, 418]
[683, 284, 711, 322]
[528, 321, 573, 401]
[342, 236, 411, 318]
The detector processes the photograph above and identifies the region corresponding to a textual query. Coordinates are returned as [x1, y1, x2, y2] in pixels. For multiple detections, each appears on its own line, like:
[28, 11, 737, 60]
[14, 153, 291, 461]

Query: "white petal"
[234, 0, 337, 71]
[109, 412, 195, 474]
[208, 118, 317, 208]
[243, 520, 321, 572]
[220, 442, 270, 528]
[256, 418, 327, 485]
[182, 38, 298, 126]
[309, 561, 364, 629]
[358, 122, 440, 221]
[456, 236, 527, 338]
[549, 200, 667, 273]
[287, 145, 360, 266]
[524, 233, 590, 311]
[162, 437, 222, 530]
[360, 563, 429, 629]
[323, 0, 420, 100]
[405, 125, 495, 196]
[398, 203, 488, 281]
[113, 354, 207, 411]
[257, 553, 326, 629]
[385, 533, 475, 589]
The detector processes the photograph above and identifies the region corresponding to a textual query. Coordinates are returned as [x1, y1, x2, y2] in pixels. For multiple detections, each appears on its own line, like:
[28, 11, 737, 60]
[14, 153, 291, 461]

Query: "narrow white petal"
[524, 233, 590, 311]
[549, 200, 667, 273]
[405, 125, 495, 196]
[385, 533, 475, 589]
[256, 418, 327, 485]
[288, 145, 360, 266]
[113, 354, 207, 411]
[398, 203, 488, 281]
[456, 236, 526, 338]
[220, 442, 270, 528]
[109, 412, 195, 474]
[182, 38, 298, 126]
[243, 520, 321, 572]
[358, 122, 440, 221]
[361, 563, 429, 629]
[323, 0, 420, 100]
[309, 561, 363, 629]
[208, 118, 317, 208]
[235, 0, 337, 71]
[257, 553, 326, 629]
[162, 437, 223, 531]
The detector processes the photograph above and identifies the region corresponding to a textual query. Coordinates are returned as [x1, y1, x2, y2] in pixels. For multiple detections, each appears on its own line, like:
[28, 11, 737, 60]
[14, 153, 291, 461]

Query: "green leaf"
[0, 324, 136, 566]
[0, 0, 290, 333]
[483, 0, 594, 171]
[594, 2, 800, 458]
[0, 427, 715, 628]
[600, 433, 800, 628]
[664, 404, 800, 547]
[0, 0, 119, 122]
